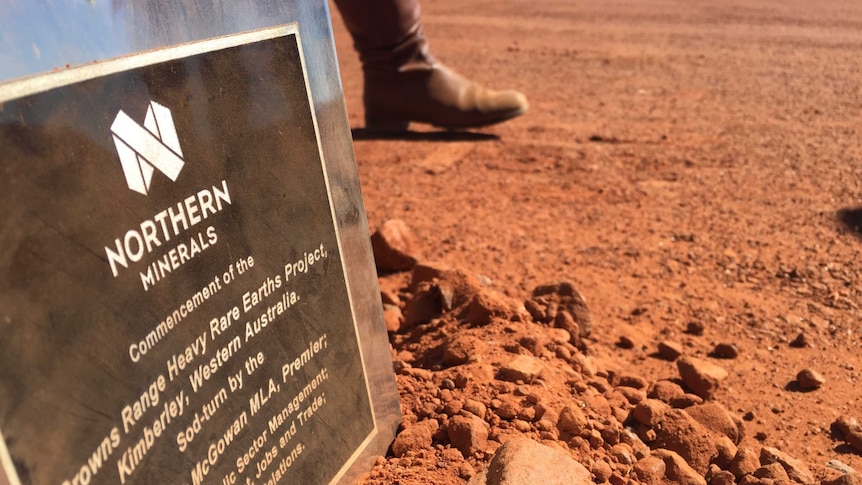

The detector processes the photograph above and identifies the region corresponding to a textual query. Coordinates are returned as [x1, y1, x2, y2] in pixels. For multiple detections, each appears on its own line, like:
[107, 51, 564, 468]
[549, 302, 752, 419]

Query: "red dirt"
[330, 0, 862, 483]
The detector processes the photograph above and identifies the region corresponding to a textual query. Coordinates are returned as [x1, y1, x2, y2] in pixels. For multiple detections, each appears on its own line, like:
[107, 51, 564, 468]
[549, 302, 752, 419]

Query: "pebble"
[730, 448, 760, 478]
[686, 321, 706, 335]
[467, 437, 591, 485]
[633, 456, 666, 484]
[677, 357, 728, 399]
[448, 414, 490, 457]
[648, 380, 685, 403]
[652, 449, 707, 485]
[711, 343, 739, 359]
[370, 219, 421, 271]
[497, 355, 546, 382]
[657, 341, 683, 361]
[796, 368, 825, 390]
[557, 405, 589, 436]
[392, 419, 439, 457]
[383, 304, 404, 333]
[760, 446, 816, 485]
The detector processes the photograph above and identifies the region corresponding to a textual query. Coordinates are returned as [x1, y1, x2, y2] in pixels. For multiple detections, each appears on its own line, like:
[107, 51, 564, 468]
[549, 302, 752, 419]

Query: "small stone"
[448, 414, 490, 457]
[710, 470, 736, 485]
[469, 289, 517, 325]
[441, 378, 456, 390]
[685, 403, 744, 444]
[711, 343, 739, 359]
[670, 393, 704, 408]
[530, 281, 593, 337]
[658, 341, 683, 361]
[822, 473, 862, 485]
[383, 304, 404, 333]
[652, 449, 707, 485]
[616, 373, 649, 390]
[497, 355, 546, 382]
[392, 419, 439, 457]
[825, 459, 856, 475]
[677, 357, 728, 399]
[463, 399, 487, 420]
[686, 321, 706, 335]
[712, 436, 737, 469]
[754, 463, 790, 481]
[730, 448, 760, 479]
[632, 399, 669, 428]
[650, 409, 718, 474]
[760, 446, 815, 484]
[557, 405, 589, 436]
[617, 335, 636, 349]
[371, 219, 421, 272]
[403, 286, 442, 326]
[796, 368, 825, 390]
[443, 335, 487, 366]
[834, 416, 860, 436]
[648, 380, 685, 403]
[633, 456, 666, 485]
[469, 437, 591, 485]
[592, 460, 613, 482]
[789, 332, 810, 348]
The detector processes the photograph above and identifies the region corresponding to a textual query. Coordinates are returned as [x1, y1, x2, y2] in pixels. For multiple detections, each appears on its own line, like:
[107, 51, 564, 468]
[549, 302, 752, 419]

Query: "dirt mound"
[360, 243, 856, 484]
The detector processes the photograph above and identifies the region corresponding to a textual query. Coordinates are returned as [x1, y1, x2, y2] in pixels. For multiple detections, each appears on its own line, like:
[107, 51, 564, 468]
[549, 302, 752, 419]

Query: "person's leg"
[333, 0, 528, 132]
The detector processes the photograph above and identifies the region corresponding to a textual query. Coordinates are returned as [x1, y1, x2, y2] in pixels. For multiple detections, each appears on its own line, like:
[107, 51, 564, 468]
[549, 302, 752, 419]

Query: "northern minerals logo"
[111, 100, 185, 195]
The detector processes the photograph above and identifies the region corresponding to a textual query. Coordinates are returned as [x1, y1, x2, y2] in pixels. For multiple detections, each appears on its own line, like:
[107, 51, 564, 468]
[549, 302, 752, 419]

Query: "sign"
[0, 23, 396, 485]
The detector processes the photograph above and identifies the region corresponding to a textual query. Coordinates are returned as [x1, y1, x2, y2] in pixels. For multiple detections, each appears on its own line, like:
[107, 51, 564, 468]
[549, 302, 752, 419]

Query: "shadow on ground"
[351, 128, 499, 142]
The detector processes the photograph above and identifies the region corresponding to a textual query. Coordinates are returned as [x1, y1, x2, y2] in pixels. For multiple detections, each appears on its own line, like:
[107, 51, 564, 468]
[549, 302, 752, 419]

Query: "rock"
[677, 357, 728, 399]
[826, 460, 857, 475]
[469, 289, 518, 325]
[468, 437, 591, 485]
[729, 448, 760, 479]
[497, 355, 546, 383]
[658, 341, 683, 361]
[754, 463, 790, 481]
[835, 416, 861, 436]
[443, 335, 487, 366]
[686, 321, 706, 335]
[650, 408, 718, 474]
[685, 403, 744, 444]
[591, 460, 613, 482]
[648, 380, 686, 403]
[557, 404, 589, 436]
[402, 285, 442, 326]
[617, 335, 636, 349]
[448, 414, 490, 458]
[711, 343, 739, 359]
[710, 470, 736, 485]
[371, 219, 421, 271]
[789, 332, 810, 348]
[383, 304, 403, 333]
[759, 446, 815, 484]
[822, 473, 862, 485]
[633, 456, 666, 485]
[670, 393, 705, 408]
[554, 311, 581, 344]
[616, 373, 649, 390]
[528, 281, 593, 337]
[392, 419, 439, 457]
[464, 399, 487, 420]
[712, 436, 738, 469]
[632, 399, 669, 428]
[652, 449, 707, 485]
[796, 368, 825, 390]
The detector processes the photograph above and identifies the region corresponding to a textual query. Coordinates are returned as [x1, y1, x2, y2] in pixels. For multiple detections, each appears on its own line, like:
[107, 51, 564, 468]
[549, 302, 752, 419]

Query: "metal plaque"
[0, 4, 399, 485]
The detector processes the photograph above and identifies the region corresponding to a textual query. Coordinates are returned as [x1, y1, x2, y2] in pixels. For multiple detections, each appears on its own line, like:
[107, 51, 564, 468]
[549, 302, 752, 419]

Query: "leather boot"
[333, 0, 528, 131]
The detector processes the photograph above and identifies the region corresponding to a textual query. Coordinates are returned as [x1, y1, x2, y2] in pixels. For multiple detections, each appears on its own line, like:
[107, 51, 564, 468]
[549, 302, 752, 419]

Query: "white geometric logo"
[111, 100, 185, 195]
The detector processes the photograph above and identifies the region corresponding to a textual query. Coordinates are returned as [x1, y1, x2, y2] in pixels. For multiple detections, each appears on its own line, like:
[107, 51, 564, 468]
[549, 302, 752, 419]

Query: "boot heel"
[365, 116, 410, 133]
